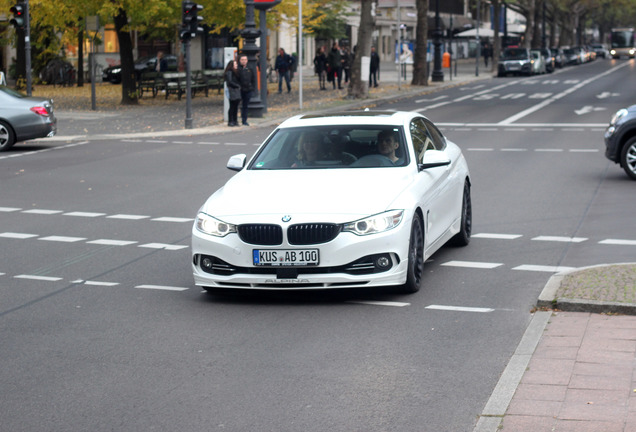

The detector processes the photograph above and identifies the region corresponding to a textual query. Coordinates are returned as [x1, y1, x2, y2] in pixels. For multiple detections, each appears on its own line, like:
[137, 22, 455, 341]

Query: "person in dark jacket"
[342, 46, 352, 84]
[313, 46, 327, 90]
[326, 42, 343, 89]
[369, 46, 380, 87]
[224, 60, 241, 127]
[275, 48, 293, 93]
[237, 54, 255, 126]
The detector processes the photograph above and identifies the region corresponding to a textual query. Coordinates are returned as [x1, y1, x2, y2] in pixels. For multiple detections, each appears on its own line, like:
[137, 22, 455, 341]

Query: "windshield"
[611, 30, 634, 48]
[501, 49, 528, 60]
[248, 125, 409, 169]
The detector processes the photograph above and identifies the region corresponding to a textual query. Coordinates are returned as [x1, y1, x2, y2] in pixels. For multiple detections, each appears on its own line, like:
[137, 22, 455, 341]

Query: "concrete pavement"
[48, 56, 636, 432]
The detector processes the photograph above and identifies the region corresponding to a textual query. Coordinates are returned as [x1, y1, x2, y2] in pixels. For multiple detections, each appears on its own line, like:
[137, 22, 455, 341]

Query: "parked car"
[192, 110, 472, 294]
[540, 48, 555, 72]
[102, 54, 178, 84]
[590, 43, 610, 59]
[530, 50, 547, 74]
[551, 47, 565, 68]
[563, 48, 581, 65]
[498, 47, 533, 77]
[0, 86, 56, 151]
[604, 105, 636, 180]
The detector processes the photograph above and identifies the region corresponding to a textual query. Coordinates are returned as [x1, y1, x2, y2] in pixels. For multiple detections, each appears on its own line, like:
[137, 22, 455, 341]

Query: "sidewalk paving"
[43, 56, 636, 432]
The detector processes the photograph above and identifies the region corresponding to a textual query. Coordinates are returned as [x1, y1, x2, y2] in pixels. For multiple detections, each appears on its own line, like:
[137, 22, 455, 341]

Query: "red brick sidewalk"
[501, 312, 636, 431]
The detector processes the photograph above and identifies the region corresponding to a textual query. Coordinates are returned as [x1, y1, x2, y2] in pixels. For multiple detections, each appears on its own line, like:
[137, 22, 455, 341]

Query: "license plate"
[508, 64, 520, 70]
[253, 249, 319, 266]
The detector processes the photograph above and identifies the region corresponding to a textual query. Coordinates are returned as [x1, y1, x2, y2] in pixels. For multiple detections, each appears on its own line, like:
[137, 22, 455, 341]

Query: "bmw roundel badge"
[282, 215, 292, 222]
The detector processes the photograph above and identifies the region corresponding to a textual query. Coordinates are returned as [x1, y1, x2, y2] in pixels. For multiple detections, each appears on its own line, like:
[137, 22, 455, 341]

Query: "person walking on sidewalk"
[237, 54, 255, 126]
[275, 48, 293, 93]
[369, 46, 380, 88]
[327, 42, 343, 90]
[224, 60, 241, 127]
[313, 46, 327, 90]
[342, 46, 352, 84]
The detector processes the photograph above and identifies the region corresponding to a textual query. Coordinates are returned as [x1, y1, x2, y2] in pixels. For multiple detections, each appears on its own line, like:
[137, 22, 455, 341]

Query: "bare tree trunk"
[411, 0, 429, 85]
[348, 0, 374, 99]
[523, 0, 536, 49]
[114, 8, 138, 105]
[77, 28, 84, 87]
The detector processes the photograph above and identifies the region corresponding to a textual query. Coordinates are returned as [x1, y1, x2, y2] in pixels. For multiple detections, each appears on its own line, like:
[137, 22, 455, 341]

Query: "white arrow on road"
[575, 106, 607, 115]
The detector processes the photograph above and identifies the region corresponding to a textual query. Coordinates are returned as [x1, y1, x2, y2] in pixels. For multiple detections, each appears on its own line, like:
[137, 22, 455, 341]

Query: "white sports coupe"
[192, 110, 471, 293]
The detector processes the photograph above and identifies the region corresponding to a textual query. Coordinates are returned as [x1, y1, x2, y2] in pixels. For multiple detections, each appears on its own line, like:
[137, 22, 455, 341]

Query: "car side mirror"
[418, 150, 451, 171]
[227, 154, 247, 172]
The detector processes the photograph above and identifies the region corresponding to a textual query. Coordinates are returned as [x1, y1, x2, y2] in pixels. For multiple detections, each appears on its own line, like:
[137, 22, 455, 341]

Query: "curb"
[537, 262, 636, 315]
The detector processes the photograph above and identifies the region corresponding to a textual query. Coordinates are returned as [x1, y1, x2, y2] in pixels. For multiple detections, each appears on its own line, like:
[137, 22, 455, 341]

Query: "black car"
[102, 55, 178, 84]
[604, 105, 636, 180]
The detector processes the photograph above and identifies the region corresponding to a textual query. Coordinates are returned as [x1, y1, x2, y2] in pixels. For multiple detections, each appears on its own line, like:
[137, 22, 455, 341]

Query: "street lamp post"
[242, 0, 264, 117]
[431, 0, 444, 82]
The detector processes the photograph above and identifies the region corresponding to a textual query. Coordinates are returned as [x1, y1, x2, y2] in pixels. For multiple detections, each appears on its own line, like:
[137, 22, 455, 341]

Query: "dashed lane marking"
[63, 211, 107, 218]
[38, 236, 86, 243]
[14, 274, 63, 281]
[473, 233, 523, 240]
[107, 214, 150, 220]
[86, 239, 138, 246]
[512, 265, 576, 273]
[347, 300, 411, 307]
[426, 305, 495, 313]
[441, 261, 504, 269]
[138, 243, 188, 251]
[532, 236, 588, 243]
[599, 239, 636, 246]
[135, 284, 189, 292]
[0, 232, 38, 239]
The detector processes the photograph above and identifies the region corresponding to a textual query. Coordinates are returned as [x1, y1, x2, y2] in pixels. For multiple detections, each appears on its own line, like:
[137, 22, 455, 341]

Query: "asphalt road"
[1, 58, 634, 432]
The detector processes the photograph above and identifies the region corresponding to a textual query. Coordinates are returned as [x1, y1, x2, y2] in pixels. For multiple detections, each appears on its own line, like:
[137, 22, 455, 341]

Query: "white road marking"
[535, 148, 563, 152]
[348, 301, 410, 307]
[500, 148, 528, 152]
[426, 305, 494, 313]
[467, 148, 494, 151]
[569, 149, 599, 153]
[15, 274, 63, 281]
[63, 211, 107, 217]
[151, 217, 193, 223]
[473, 233, 522, 240]
[107, 214, 151, 220]
[38, 236, 86, 243]
[135, 284, 189, 291]
[86, 239, 138, 246]
[173, 141, 193, 144]
[513, 265, 576, 273]
[0, 207, 20, 212]
[196, 141, 220, 145]
[0, 232, 38, 239]
[73, 280, 120, 286]
[599, 239, 636, 246]
[441, 261, 504, 269]
[532, 236, 587, 243]
[22, 209, 63, 215]
[499, 63, 631, 125]
[138, 243, 188, 250]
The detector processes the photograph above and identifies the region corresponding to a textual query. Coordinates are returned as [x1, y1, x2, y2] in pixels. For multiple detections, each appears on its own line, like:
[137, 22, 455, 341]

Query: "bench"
[137, 70, 224, 99]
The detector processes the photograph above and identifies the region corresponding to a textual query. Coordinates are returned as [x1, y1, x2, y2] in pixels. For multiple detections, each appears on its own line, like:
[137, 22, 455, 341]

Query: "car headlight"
[195, 212, 237, 237]
[112, 68, 121, 74]
[343, 210, 404, 236]
[610, 108, 628, 126]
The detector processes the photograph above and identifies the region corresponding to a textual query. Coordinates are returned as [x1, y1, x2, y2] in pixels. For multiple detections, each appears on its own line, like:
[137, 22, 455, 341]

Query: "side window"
[409, 118, 435, 163]
[423, 119, 446, 150]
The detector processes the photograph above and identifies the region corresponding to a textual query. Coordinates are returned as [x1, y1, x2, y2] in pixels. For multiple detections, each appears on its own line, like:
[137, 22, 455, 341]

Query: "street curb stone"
[537, 263, 636, 315]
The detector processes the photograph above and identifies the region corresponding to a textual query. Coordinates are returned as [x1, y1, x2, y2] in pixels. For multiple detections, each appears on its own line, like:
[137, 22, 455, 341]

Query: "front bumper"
[191, 222, 412, 290]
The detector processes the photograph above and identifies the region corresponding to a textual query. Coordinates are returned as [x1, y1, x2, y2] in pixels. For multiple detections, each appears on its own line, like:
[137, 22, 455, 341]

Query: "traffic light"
[9, 2, 25, 29]
[181, 1, 203, 38]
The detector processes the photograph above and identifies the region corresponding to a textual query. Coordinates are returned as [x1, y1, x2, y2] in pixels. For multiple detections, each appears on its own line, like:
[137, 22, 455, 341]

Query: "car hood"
[200, 168, 414, 222]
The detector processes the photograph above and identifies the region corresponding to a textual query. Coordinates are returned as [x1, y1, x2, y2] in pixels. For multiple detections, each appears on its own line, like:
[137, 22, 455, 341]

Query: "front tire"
[0, 120, 16, 152]
[620, 137, 636, 180]
[400, 213, 424, 294]
[450, 181, 472, 246]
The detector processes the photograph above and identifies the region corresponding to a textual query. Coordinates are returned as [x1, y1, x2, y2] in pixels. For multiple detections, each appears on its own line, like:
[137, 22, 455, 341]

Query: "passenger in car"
[292, 134, 325, 167]
[377, 130, 403, 164]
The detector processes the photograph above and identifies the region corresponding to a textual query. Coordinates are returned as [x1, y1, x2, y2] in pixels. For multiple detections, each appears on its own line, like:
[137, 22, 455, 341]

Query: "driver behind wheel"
[377, 130, 402, 164]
